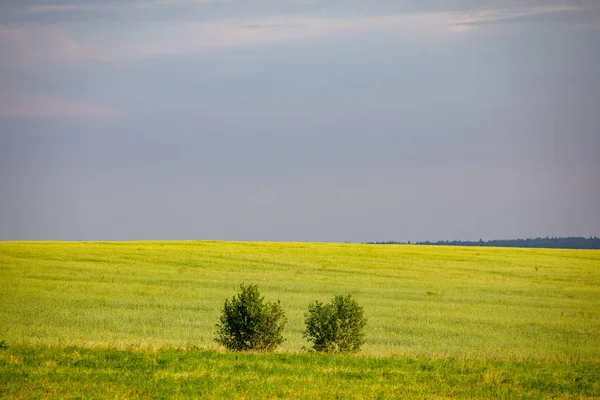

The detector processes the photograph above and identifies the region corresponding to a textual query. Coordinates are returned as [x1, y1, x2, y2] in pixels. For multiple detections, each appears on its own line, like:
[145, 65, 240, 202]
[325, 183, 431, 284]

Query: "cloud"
[0, 27, 120, 119]
[32, 5, 579, 62]
[26, 0, 220, 13]
[0, 94, 120, 118]
[451, 4, 589, 30]
[0, 26, 85, 71]
[0, 3, 590, 68]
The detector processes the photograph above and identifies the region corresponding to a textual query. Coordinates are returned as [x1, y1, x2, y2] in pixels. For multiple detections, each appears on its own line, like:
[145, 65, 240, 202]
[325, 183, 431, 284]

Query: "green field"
[1, 241, 599, 398]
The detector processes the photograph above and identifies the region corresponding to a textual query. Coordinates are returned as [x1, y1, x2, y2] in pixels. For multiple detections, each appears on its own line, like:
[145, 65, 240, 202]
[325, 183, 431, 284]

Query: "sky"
[0, 0, 599, 242]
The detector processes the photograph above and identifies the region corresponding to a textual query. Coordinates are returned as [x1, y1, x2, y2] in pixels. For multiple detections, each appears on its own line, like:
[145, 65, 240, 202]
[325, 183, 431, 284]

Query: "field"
[1, 241, 599, 398]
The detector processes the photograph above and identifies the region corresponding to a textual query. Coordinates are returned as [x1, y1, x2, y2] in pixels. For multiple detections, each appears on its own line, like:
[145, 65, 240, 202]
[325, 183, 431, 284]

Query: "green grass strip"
[2, 345, 599, 399]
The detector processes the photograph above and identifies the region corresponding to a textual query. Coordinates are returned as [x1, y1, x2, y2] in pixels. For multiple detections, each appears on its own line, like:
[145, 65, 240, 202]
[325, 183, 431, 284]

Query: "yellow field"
[1, 241, 599, 360]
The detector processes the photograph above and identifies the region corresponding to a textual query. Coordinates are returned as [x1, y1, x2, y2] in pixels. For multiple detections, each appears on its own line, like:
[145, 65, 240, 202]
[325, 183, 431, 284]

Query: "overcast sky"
[1, 0, 599, 242]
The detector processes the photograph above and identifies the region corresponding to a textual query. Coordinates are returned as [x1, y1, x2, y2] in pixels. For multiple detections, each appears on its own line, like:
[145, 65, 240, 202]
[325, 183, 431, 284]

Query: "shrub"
[215, 284, 287, 351]
[0, 340, 7, 350]
[303, 294, 367, 353]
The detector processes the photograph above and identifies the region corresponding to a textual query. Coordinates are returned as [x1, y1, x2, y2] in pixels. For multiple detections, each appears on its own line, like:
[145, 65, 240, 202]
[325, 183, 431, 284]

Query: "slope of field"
[1, 241, 599, 361]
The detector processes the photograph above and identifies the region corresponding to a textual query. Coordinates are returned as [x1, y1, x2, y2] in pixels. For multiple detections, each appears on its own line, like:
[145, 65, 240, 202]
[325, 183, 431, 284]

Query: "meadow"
[1, 241, 599, 398]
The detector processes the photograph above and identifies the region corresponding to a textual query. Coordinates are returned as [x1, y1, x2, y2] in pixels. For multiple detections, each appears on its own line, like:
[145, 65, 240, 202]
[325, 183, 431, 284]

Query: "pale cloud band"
[1, 4, 584, 64]
[0, 95, 120, 118]
[26, 0, 223, 13]
[0, 1, 593, 118]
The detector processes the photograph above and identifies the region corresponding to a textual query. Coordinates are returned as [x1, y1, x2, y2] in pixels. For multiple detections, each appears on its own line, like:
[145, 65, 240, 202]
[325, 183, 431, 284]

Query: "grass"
[1, 346, 599, 399]
[1, 241, 599, 398]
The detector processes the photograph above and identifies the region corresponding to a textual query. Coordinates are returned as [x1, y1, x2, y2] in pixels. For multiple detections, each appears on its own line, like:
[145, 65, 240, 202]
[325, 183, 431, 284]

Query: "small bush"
[215, 284, 287, 351]
[0, 340, 7, 350]
[303, 294, 367, 353]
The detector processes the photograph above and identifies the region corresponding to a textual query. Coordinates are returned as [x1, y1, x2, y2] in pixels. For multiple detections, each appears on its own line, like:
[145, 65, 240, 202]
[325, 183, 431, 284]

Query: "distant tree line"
[365, 237, 600, 250]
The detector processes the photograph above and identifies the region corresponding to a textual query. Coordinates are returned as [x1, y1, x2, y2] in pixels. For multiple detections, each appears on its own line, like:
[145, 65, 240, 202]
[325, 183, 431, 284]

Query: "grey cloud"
[458, 7, 600, 29]
[3, 0, 597, 27]
[2, 128, 598, 241]
[1, 0, 598, 241]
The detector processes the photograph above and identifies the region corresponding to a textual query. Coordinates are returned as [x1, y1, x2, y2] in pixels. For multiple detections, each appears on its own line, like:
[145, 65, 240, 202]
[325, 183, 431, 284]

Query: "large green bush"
[215, 284, 287, 351]
[303, 294, 367, 353]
